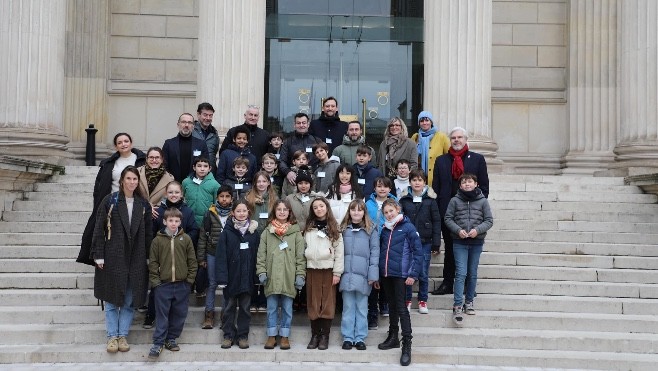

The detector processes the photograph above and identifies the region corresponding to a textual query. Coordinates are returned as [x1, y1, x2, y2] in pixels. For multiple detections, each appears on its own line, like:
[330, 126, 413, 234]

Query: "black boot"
[431, 280, 453, 295]
[400, 336, 412, 366]
[307, 320, 320, 349]
[377, 328, 400, 350]
[318, 319, 331, 350]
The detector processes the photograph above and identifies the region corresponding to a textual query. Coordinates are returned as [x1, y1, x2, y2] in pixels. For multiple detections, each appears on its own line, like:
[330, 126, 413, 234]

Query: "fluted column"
[197, 0, 266, 136]
[564, 0, 618, 174]
[63, 0, 110, 161]
[615, 0, 658, 168]
[424, 0, 499, 164]
[0, 0, 69, 162]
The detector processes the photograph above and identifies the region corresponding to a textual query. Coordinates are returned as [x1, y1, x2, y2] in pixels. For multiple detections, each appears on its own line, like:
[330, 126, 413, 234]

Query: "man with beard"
[332, 120, 376, 166]
[218, 105, 270, 167]
[279, 113, 323, 186]
[309, 96, 348, 155]
[192, 102, 220, 174]
[162, 113, 210, 182]
[431, 127, 489, 295]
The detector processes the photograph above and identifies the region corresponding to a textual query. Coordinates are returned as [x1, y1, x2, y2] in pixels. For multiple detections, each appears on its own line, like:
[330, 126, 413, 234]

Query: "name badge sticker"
[192, 177, 202, 185]
[275, 154, 280, 159]
[259, 212, 268, 219]
[318, 172, 326, 178]
[300, 195, 310, 203]
[193, 150, 201, 157]
[240, 242, 249, 250]
[279, 241, 288, 250]
[358, 178, 366, 185]
[235, 184, 244, 190]
[305, 147, 312, 153]
[317, 230, 327, 238]
[413, 196, 422, 203]
[326, 138, 332, 144]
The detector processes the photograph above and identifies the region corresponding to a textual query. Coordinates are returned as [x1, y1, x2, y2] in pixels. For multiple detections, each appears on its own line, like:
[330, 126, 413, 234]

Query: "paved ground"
[0, 362, 579, 371]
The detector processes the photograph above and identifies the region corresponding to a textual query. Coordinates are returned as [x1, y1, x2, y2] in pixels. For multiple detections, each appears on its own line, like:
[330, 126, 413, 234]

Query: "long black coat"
[162, 134, 209, 182]
[215, 218, 260, 298]
[90, 192, 152, 307]
[77, 149, 146, 266]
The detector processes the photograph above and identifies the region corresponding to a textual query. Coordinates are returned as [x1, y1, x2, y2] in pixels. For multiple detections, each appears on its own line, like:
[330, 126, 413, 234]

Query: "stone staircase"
[1, 167, 658, 369]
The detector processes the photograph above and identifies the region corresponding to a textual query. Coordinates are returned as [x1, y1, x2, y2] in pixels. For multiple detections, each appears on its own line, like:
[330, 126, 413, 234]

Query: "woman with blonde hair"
[377, 117, 417, 179]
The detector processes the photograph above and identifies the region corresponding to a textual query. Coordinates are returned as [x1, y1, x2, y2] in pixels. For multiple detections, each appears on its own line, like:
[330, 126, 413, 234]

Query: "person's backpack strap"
[105, 192, 119, 240]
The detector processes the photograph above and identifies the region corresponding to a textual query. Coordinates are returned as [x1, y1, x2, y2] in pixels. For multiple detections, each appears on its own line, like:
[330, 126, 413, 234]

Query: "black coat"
[90, 192, 153, 307]
[77, 149, 146, 266]
[278, 132, 323, 176]
[152, 200, 199, 247]
[398, 187, 442, 249]
[309, 114, 348, 155]
[431, 150, 489, 216]
[219, 123, 271, 167]
[215, 218, 260, 298]
[162, 134, 209, 182]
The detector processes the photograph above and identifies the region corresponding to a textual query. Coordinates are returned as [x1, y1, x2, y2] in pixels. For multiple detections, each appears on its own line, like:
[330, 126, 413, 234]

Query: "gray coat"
[91, 192, 153, 307]
[444, 188, 494, 245]
[339, 224, 379, 296]
[313, 158, 340, 194]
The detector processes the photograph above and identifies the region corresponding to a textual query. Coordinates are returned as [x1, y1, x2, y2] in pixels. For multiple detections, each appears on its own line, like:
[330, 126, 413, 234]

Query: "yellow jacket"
[410, 131, 450, 185]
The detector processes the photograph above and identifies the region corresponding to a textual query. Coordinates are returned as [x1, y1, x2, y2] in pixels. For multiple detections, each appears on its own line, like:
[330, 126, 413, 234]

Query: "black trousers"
[441, 219, 455, 282]
[222, 291, 252, 340]
[380, 277, 412, 337]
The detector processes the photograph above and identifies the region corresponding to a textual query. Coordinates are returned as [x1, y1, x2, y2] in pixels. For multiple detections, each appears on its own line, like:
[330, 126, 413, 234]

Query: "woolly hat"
[418, 110, 434, 126]
[296, 165, 314, 186]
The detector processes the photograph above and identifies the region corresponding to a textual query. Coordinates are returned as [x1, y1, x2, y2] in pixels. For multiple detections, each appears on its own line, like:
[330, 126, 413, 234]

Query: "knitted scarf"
[232, 217, 250, 235]
[449, 143, 469, 180]
[384, 213, 403, 230]
[385, 134, 406, 167]
[271, 219, 290, 237]
[145, 166, 165, 193]
[339, 182, 352, 194]
[417, 126, 437, 172]
[165, 199, 183, 208]
[215, 201, 231, 217]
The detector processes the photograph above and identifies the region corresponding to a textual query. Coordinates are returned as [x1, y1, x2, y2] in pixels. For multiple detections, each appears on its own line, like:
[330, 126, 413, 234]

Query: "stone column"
[564, 0, 618, 174]
[424, 0, 499, 166]
[63, 0, 110, 163]
[0, 0, 69, 163]
[197, 0, 266, 136]
[615, 0, 658, 170]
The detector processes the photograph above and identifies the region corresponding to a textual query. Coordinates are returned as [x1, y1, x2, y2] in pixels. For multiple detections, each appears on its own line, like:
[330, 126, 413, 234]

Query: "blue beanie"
[418, 111, 434, 126]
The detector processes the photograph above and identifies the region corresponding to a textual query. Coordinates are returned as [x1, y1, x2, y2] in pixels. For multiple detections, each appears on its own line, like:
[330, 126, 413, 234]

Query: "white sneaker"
[452, 306, 464, 327]
[405, 301, 411, 311]
[418, 301, 429, 314]
[464, 301, 475, 315]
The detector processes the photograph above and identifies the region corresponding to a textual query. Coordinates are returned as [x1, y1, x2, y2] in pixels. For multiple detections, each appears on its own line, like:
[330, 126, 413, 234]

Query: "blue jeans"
[406, 242, 431, 302]
[266, 294, 293, 337]
[453, 242, 483, 307]
[205, 254, 217, 311]
[341, 290, 369, 343]
[105, 283, 134, 338]
[153, 281, 190, 346]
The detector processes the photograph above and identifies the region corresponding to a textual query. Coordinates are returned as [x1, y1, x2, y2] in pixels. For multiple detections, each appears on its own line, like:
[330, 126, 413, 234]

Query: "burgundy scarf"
[448, 144, 469, 180]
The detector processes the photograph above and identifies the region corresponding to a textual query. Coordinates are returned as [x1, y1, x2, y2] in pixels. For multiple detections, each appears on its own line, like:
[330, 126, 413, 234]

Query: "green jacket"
[256, 223, 306, 298]
[149, 228, 198, 286]
[182, 173, 220, 226]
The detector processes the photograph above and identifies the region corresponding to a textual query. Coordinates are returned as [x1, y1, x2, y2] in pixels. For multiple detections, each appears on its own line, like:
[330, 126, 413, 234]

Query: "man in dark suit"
[308, 96, 348, 155]
[431, 127, 489, 295]
[162, 113, 210, 182]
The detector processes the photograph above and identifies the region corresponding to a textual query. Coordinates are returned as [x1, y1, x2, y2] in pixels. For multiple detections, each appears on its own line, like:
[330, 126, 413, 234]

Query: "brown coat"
[90, 192, 153, 307]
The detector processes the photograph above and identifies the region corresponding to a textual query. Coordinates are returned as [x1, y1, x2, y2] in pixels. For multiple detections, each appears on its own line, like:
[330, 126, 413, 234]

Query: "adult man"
[218, 105, 270, 167]
[332, 120, 376, 166]
[279, 113, 323, 186]
[431, 127, 489, 295]
[162, 113, 210, 182]
[192, 102, 220, 173]
[308, 96, 348, 155]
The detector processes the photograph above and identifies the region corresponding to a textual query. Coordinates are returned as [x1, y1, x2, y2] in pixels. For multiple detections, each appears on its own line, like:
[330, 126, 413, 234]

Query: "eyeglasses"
[147, 156, 161, 160]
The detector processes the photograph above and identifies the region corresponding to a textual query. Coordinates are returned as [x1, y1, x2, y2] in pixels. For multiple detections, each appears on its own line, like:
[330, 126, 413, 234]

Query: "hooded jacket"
[181, 172, 220, 227]
[216, 143, 258, 184]
[398, 186, 442, 247]
[332, 135, 377, 166]
[444, 188, 494, 244]
[340, 224, 379, 295]
[256, 222, 307, 298]
[379, 215, 423, 279]
[149, 227, 197, 286]
[365, 192, 397, 231]
[216, 218, 260, 297]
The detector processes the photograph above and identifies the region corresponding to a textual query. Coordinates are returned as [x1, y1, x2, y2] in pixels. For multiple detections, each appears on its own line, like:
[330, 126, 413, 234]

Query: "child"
[303, 197, 344, 350]
[376, 199, 422, 366]
[144, 181, 199, 329]
[256, 199, 306, 350]
[444, 173, 493, 326]
[261, 153, 283, 197]
[267, 132, 284, 159]
[313, 142, 340, 194]
[398, 169, 441, 314]
[244, 171, 279, 311]
[285, 165, 321, 229]
[147, 208, 198, 359]
[354, 145, 383, 197]
[197, 185, 234, 329]
[216, 126, 258, 184]
[326, 164, 364, 225]
[216, 200, 260, 349]
[364, 176, 397, 329]
[393, 159, 411, 196]
[223, 157, 253, 200]
[339, 199, 379, 351]
[281, 150, 309, 198]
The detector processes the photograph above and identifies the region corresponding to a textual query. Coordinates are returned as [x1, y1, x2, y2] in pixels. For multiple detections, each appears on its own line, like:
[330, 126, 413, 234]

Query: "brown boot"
[318, 318, 331, 350]
[279, 336, 290, 350]
[307, 320, 320, 349]
[264, 336, 277, 349]
[202, 310, 214, 329]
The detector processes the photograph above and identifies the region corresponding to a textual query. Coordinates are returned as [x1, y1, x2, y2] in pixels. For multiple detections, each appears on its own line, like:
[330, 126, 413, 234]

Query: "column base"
[612, 141, 658, 171]
[497, 152, 565, 175]
[468, 135, 503, 173]
[0, 128, 71, 165]
[562, 151, 616, 175]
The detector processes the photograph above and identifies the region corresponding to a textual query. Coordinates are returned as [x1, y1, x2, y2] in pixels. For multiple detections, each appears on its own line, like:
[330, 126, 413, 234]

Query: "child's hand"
[294, 275, 305, 290]
[259, 273, 268, 285]
[286, 172, 297, 185]
[373, 281, 380, 289]
[405, 277, 415, 286]
[458, 229, 468, 239]
[332, 275, 340, 285]
[199, 261, 207, 268]
[467, 229, 478, 238]
[151, 206, 159, 219]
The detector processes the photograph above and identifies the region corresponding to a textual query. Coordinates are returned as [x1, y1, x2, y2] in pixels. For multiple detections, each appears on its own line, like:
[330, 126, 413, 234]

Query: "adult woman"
[90, 166, 152, 352]
[377, 118, 417, 180]
[410, 111, 450, 186]
[137, 146, 175, 218]
[77, 133, 146, 265]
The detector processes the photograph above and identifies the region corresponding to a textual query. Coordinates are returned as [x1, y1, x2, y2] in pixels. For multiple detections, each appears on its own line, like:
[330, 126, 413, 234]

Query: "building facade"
[1, 0, 656, 175]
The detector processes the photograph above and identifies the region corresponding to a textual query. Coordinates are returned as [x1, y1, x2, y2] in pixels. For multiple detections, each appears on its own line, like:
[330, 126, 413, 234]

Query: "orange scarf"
[271, 219, 290, 237]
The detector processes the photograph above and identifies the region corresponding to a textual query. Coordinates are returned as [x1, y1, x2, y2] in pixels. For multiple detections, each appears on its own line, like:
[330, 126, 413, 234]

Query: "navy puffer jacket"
[379, 215, 423, 279]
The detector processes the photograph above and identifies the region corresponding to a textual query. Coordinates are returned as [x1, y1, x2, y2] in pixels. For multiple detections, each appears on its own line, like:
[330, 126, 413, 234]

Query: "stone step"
[33, 182, 94, 193]
[0, 259, 94, 273]
[492, 219, 657, 233]
[494, 209, 658, 223]
[490, 190, 658, 203]
[489, 229, 658, 245]
[60, 166, 99, 176]
[1, 344, 656, 370]
[0, 246, 80, 259]
[0, 233, 81, 246]
[489, 200, 658, 213]
[485, 240, 658, 257]
[24, 192, 93, 202]
[1, 211, 89, 223]
[489, 174, 626, 185]
[47, 174, 98, 184]
[0, 222, 85, 233]
[12, 200, 92, 212]
[0, 273, 89, 289]
[491, 181, 643, 194]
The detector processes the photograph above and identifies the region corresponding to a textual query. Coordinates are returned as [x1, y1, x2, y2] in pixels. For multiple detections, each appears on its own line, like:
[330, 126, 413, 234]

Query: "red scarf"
[448, 143, 469, 180]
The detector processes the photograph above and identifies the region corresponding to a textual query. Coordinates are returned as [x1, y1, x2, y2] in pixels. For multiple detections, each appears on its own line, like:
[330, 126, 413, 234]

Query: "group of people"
[76, 99, 493, 367]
